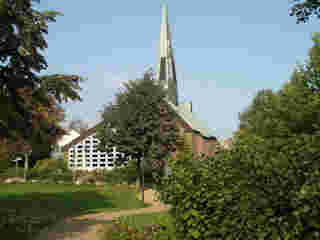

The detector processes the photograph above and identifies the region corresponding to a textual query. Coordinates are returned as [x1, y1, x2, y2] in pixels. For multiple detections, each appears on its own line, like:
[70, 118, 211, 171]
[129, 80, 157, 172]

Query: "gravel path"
[35, 189, 169, 240]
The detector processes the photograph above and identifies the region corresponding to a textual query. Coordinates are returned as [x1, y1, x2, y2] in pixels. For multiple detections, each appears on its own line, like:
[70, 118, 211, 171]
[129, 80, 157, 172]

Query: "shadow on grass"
[0, 184, 147, 240]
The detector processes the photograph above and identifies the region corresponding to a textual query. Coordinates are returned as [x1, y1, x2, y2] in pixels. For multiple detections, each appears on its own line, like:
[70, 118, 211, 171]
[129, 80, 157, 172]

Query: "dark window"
[100, 159, 106, 162]
[107, 148, 113, 152]
[100, 154, 106, 158]
[108, 164, 114, 167]
[85, 140, 90, 144]
[85, 150, 90, 153]
[86, 164, 90, 167]
[93, 164, 97, 167]
[69, 159, 74, 162]
[77, 145, 83, 148]
[70, 164, 74, 167]
[77, 150, 82, 153]
[77, 164, 82, 167]
[108, 153, 113, 157]
[70, 155, 74, 157]
[92, 159, 98, 162]
[86, 155, 90, 158]
[92, 155, 98, 157]
[93, 150, 98, 153]
[100, 164, 106, 167]
[78, 155, 83, 157]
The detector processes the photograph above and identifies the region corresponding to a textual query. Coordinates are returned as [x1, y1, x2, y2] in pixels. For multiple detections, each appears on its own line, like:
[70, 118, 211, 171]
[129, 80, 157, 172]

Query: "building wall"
[67, 132, 127, 171]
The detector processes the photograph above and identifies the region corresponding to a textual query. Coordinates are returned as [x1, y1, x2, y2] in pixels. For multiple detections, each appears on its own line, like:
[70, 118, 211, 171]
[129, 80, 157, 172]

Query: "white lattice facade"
[68, 133, 127, 171]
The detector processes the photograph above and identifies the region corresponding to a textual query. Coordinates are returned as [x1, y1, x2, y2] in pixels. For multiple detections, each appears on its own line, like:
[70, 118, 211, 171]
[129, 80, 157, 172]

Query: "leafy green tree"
[96, 70, 178, 202]
[0, 0, 84, 147]
[290, 0, 320, 23]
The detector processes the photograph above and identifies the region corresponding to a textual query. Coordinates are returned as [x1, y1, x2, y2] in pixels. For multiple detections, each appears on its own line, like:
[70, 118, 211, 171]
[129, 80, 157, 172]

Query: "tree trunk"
[137, 158, 144, 203]
[24, 152, 28, 181]
[141, 158, 145, 203]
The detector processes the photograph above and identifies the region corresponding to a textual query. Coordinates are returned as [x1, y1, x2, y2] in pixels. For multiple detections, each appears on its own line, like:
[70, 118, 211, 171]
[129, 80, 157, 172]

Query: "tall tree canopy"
[96, 70, 179, 201]
[290, 0, 320, 23]
[0, 0, 84, 148]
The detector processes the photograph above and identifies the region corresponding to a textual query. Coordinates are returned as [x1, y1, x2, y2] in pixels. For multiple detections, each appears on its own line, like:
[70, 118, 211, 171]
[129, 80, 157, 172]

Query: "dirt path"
[35, 189, 170, 240]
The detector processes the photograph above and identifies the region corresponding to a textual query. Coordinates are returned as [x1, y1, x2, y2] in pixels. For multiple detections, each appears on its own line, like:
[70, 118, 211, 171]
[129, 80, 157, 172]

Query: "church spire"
[156, 4, 178, 106]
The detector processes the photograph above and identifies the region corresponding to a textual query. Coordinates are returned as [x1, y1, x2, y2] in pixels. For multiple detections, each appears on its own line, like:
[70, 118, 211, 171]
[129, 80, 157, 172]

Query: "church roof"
[167, 101, 216, 139]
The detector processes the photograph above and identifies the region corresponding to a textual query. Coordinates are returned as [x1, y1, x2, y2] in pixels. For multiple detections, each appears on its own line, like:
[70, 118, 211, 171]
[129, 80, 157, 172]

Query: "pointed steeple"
[156, 4, 178, 106]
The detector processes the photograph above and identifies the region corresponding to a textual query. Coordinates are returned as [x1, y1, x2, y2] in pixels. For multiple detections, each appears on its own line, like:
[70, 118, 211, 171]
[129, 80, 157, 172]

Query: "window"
[86, 155, 90, 158]
[100, 159, 106, 162]
[93, 150, 98, 153]
[77, 145, 83, 148]
[92, 159, 98, 162]
[100, 154, 106, 157]
[69, 164, 74, 167]
[70, 155, 74, 158]
[93, 140, 98, 144]
[86, 164, 90, 167]
[70, 150, 74, 153]
[85, 140, 90, 144]
[78, 155, 83, 158]
[77, 164, 82, 167]
[108, 164, 114, 167]
[77, 150, 82, 153]
[69, 159, 74, 162]
[100, 164, 106, 167]
[85, 150, 90, 153]
[92, 154, 98, 157]
[93, 164, 98, 167]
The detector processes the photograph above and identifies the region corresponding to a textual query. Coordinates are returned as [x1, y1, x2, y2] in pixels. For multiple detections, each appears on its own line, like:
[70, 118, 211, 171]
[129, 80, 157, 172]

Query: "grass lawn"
[0, 183, 150, 240]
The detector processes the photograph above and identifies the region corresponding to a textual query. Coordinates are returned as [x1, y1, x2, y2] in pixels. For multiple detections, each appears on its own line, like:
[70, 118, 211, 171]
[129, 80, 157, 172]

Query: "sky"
[37, 0, 320, 140]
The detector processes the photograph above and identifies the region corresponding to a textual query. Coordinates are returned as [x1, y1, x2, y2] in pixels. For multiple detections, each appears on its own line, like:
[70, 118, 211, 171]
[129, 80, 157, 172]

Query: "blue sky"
[38, 1, 319, 140]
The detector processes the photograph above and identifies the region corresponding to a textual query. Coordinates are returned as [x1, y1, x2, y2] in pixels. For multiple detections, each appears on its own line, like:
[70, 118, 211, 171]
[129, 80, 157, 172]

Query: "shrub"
[155, 132, 320, 240]
[30, 157, 73, 183]
[100, 215, 176, 240]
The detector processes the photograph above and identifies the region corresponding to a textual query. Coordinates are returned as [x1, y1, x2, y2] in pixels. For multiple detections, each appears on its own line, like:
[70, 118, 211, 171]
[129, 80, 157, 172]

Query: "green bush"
[29, 157, 73, 182]
[101, 159, 159, 186]
[155, 132, 320, 240]
[100, 215, 176, 240]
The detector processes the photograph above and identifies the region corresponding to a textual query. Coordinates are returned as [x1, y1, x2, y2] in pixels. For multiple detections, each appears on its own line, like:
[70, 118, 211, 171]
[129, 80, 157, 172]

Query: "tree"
[290, 0, 320, 23]
[96, 70, 179, 202]
[68, 118, 89, 134]
[0, 0, 84, 148]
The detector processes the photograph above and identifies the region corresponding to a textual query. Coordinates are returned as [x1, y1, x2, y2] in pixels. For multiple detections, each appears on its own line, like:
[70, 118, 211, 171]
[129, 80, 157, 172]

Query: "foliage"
[97, 69, 179, 200]
[0, 0, 85, 165]
[153, 37, 320, 238]
[28, 157, 72, 182]
[101, 213, 176, 240]
[290, 0, 320, 23]
[0, 183, 147, 240]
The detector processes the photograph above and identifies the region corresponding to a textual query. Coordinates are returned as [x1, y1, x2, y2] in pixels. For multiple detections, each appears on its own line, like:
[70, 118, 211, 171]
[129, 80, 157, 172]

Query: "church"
[58, 5, 217, 171]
